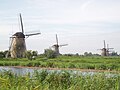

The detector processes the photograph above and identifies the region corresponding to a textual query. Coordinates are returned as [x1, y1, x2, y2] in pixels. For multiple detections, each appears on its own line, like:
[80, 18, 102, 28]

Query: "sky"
[0, 0, 120, 54]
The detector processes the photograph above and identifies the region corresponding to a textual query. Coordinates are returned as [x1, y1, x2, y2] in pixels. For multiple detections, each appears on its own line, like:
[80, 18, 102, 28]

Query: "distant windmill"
[6, 13, 40, 58]
[51, 34, 68, 55]
[98, 40, 113, 56]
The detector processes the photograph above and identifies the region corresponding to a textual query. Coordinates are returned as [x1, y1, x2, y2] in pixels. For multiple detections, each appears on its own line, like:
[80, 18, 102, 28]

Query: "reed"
[0, 70, 119, 90]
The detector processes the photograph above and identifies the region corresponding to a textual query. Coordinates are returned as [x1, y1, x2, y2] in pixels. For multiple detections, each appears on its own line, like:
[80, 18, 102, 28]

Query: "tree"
[84, 52, 93, 56]
[26, 50, 38, 60]
[26, 50, 32, 60]
[0, 51, 5, 58]
[75, 53, 79, 56]
[32, 51, 38, 56]
[110, 52, 118, 56]
[84, 52, 88, 56]
[44, 49, 57, 58]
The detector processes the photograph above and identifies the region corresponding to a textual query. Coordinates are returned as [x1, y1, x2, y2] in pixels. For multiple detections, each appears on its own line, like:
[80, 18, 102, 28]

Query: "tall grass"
[0, 70, 119, 90]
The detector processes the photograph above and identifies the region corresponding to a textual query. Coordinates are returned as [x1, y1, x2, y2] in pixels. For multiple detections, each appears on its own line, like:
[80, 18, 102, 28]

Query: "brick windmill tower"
[7, 14, 40, 58]
[52, 34, 68, 55]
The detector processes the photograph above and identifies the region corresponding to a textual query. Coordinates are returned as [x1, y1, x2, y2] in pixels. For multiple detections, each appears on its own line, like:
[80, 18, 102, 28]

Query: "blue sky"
[0, 0, 120, 54]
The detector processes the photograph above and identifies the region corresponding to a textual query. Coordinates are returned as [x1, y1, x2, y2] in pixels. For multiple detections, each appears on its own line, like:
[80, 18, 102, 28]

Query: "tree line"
[0, 49, 119, 59]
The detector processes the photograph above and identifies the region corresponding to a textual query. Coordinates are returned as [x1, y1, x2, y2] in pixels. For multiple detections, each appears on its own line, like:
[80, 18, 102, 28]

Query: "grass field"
[0, 56, 120, 71]
[0, 56, 120, 90]
[0, 70, 120, 90]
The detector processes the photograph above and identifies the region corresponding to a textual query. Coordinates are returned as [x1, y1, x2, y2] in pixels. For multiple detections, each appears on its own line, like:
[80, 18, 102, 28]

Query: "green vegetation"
[0, 55, 120, 90]
[0, 56, 120, 71]
[0, 70, 120, 90]
[25, 50, 38, 60]
[44, 49, 57, 58]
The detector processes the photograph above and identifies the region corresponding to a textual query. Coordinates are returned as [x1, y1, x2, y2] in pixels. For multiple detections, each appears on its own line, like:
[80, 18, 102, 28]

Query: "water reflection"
[0, 66, 35, 76]
[0, 66, 119, 77]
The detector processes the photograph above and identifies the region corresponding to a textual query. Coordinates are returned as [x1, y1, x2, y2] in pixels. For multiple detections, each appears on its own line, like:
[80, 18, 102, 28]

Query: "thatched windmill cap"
[13, 32, 25, 38]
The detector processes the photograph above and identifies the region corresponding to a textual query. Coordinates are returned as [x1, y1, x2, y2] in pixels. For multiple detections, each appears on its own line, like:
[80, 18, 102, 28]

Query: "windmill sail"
[107, 44, 114, 50]
[104, 40, 106, 48]
[56, 34, 58, 45]
[25, 32, 41, 37]
[59, 44, 68, 47]
[20, 13, 24, 34]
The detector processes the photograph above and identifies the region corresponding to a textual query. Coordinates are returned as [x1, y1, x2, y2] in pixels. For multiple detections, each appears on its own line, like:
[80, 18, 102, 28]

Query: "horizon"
[0, 0, 120, 54]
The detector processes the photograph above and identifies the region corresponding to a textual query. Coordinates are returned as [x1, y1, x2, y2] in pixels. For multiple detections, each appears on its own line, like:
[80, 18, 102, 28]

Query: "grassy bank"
[0, 56, 120, 71]
[0, 70, 120, 90]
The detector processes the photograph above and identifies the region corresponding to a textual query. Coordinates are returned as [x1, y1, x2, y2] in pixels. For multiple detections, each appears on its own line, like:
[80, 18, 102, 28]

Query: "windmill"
[51, 34, 68, 55]
[6, 13, 40, 58]
[98, 40, 113, 56]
